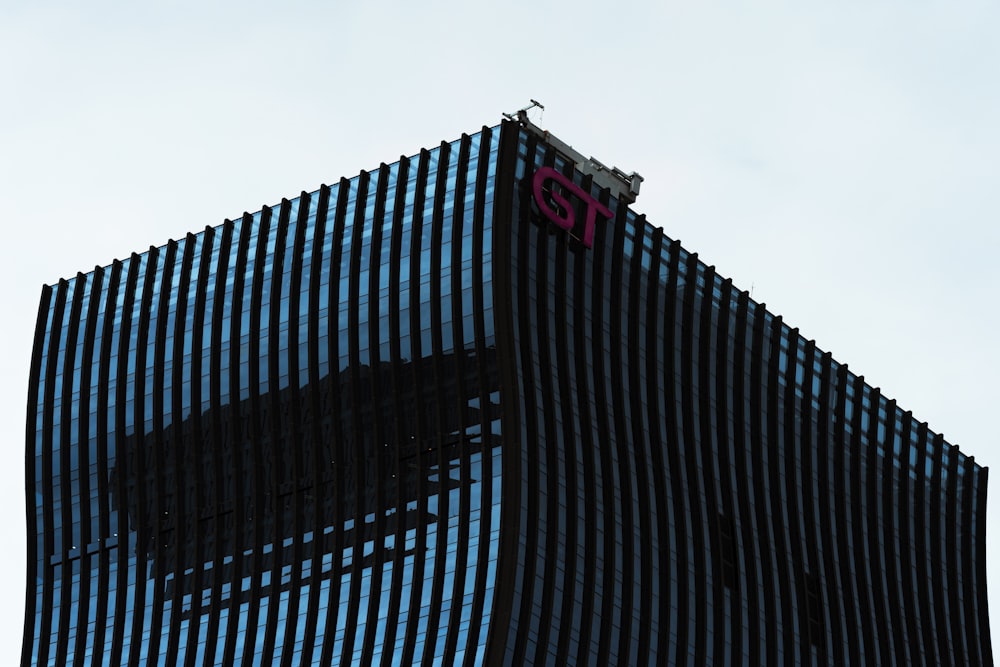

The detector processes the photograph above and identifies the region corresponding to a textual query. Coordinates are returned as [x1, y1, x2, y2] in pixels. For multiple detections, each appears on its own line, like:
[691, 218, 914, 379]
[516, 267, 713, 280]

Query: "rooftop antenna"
[503, 99, 545, 123]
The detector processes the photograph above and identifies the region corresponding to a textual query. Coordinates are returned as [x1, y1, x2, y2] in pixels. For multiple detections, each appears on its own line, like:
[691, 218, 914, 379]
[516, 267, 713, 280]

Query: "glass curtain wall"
[25, 128, 503, 666]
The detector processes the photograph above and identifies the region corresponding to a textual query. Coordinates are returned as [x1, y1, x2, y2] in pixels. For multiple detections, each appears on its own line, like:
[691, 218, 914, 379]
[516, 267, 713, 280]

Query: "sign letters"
[531, 166, 613, 249]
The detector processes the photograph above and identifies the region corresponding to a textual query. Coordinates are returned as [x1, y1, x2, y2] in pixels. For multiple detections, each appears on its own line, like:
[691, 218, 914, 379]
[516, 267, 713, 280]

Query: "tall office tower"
[24, 117, 991, 665]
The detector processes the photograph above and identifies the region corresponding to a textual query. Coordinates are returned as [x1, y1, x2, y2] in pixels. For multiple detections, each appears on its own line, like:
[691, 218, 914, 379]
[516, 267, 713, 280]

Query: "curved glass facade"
[491, 122, 992, 665]
[25, 119, 991, 665]
[25, 128, 503, 666]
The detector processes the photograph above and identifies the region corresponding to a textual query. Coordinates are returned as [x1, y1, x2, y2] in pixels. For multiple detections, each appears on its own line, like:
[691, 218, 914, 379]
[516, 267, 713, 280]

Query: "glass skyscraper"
[24, 118, 991, 665]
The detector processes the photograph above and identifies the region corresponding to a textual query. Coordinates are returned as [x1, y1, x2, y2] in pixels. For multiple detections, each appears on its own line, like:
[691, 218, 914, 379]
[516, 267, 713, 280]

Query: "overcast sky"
[2, 1, 998, 661]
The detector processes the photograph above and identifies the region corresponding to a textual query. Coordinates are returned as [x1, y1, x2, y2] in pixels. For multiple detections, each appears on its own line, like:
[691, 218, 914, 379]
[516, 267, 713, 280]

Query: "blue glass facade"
[25, 118, 991, 665]
[25, 129, 503, 665]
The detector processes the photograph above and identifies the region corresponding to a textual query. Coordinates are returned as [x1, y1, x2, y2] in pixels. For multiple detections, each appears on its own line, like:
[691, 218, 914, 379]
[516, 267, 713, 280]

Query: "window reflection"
[30, 128, 503, 664]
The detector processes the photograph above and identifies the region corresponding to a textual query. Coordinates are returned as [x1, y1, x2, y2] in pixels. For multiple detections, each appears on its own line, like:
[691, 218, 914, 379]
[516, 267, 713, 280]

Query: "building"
[23, 116, 992, 665]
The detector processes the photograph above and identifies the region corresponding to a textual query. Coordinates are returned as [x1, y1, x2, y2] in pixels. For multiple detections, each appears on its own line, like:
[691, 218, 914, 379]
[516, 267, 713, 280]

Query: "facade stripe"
[914, 422, 938, 663]
[551, 209, 580, 662]
[148, 242, 177, 663]
[627, 217, 656, 666]
[530, 150, 555, 666]
[643, 233, 671, 664]
[227, 216, 252, 666]
[734, 294, 760, 665]
[608, 193, 637, 666]
[421, 142, 450, 666]
[54, 277, 83, 667]
[463, 126, 495, 667]
[94, 262, 121, 667]
[398, 148, 427, 667]
[508, 133, 538, 666]
[381, 161, 408, 666]
[302, 187, 330, 666]
[165, 238, 194, 665]
[243, 210, 271, 666]
[662, 239, 688, 665]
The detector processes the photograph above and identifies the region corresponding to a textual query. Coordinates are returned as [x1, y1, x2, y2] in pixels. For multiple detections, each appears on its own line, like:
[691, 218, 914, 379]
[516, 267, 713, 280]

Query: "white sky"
[1, 1, 997, 661]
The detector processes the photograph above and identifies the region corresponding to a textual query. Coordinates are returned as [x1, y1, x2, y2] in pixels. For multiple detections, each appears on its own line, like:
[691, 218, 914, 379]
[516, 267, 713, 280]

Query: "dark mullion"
[848, 375, 877, 663]
[679, 252, 708, 665]
[71, 271, 101, 666]
[863, 387, 892, 661]
[318, 179, 350, 667]
[782, 333, 811, 667]
[591, 182, 622, 666]
[775, 329, 812, 664]
[973, 467, 991, 664]
[205, 223, 234, 666]
[912, 423, 938, 664]
[710, 278, 737, 664]
[723, 282, 745, 662]
[785, 340, 827, 656]
[695, 264, 724, 665]
[380, 158, 410, 667]
[301, 184, 332, 665]
[460, 126, 496, 667]
[526, 159, 557, 665]
[22, 284, 52, 667]
[165, 239, 196, 666]
[55, 276, 85, 667]
[443, 135, 473, 663]
[360, 165, 391, 666]
[881, 400, 909, 663]
[93, 262, 122, 667]
[927, 433, 954, 667]
[197, 231, 227, 665]
[960, 457, 982, 665]
[241, 205, 273, 665]
[508, 133, 542, 666]
[146, 242, 179, 663]
[605, 192, 637, 666]
[797, 342, 825, 657]
[815, 352, 841, 661]
[261, 201, 291, 664]
[955, 452, 972, 665]
[485, 120, 522, 663]
[278, 193, 311, 667]
[421, 140, 452, 667]
[340, 171, 370, 666]
[572, 228, 601, 663]
[36, 280, 67, 667]
[732, 292, 762, 666]
[661, 239, 688, 664]
[398, 149, 430, 667]
[127, 249, 160, 667]
[551, 178, 580, 662]
[224, 215, 251, 665]
[897, 413, 923, 662]
[943, 445, 963, 662]
[765, 317, 796, 663]
[575, 202, 602, 661]
[831, 364, 861, 666]
[109, 256, 140, 667]
[695, 264, 721, 664]
[184, 229, 215, 667]
[642, 233, 672, 665]
[624, 216, 655, 667]
[746, 300, 773, 665]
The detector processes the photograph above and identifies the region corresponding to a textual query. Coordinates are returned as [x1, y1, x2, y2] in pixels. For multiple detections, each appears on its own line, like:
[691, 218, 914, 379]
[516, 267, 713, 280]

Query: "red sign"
[531, 166, 613, 249]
